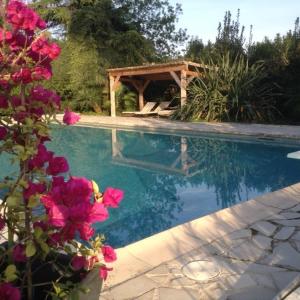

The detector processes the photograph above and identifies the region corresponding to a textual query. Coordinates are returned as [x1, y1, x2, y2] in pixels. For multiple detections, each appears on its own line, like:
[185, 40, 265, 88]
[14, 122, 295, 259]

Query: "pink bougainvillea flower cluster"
[0, 0, 124, 296]
[71, 245, 117, 280]
[0, 283, 21, 300]
[12, 244, 27, 263]
[63, 109, 81, 125]
[41, 177, 123, 242]
[6, 0, 46, 31]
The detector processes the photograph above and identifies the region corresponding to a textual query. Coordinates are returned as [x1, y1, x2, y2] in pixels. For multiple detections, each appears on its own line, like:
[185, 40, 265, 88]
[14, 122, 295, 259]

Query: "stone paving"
[95, 184, 300, 300]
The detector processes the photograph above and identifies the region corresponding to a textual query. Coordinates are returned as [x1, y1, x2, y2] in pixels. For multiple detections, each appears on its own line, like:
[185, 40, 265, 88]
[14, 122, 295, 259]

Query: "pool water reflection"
[1, 126, 300, 248]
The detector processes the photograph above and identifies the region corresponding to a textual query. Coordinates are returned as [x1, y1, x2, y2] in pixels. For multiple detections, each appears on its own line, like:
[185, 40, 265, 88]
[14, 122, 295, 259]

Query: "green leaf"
[4, 264, 17, 282]
[34, 226, 43, 239]
[25, 241, 36, 257]
[38, 240, 50, 255]
[6, 196, 20, 207]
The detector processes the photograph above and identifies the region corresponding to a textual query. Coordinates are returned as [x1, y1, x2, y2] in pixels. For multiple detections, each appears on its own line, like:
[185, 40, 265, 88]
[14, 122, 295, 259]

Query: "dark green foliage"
[32, 0, 186, 112]
[173, 53, 279, 122]
[215, 9, 245, 58]
[116, 85, 137, 112]
[184, 9, 300, 123]
[248, 18, 300, 122]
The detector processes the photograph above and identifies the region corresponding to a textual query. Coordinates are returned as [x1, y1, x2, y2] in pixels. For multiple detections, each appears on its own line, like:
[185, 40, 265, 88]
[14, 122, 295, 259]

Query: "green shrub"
[173, 52, 279, 122]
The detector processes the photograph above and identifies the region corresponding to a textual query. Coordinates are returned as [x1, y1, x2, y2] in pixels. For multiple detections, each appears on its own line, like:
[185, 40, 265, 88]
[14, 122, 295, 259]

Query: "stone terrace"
[77, 183, 300, 300]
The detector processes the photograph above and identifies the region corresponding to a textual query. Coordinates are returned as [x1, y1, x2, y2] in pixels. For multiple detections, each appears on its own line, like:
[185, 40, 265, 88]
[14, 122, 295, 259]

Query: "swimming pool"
[1, 125, 300, 247]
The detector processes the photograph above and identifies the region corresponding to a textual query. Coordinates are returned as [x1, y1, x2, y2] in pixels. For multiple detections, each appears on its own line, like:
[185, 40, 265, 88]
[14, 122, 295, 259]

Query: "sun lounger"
[157, 109, 176, 117]
[134, 101, 172, 116]
[122, 101, 172, 116]
[122, 102, 157, 116]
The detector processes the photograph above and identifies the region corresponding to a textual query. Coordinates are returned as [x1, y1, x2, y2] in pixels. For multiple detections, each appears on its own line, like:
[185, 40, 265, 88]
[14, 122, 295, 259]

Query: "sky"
[169, 0, 300, 44]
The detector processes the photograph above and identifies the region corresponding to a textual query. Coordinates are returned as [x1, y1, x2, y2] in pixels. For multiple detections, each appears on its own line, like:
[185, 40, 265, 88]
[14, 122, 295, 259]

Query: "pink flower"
[23, 182, 46, 201]
[12, 244, 26, 262]
[0, 283, 21, 300]
[6, 0, 46, 31]
[30, 86, 61, 107]
[101, 245, 117, 263]
[88, 203, 108, 223]
[11, 68, 32, 84]
[0, 215, 5, 231]
[71, 255, 87, 271]
[31, 37, 61, 60]
[0, 95, 8, 109]
[99, 266, 113, 281]
[48, 204, 69, 227]
[46, 156, 69, 176]
[10, 96, 21, 108]
[102, 187, 124, 208]
[0, 127, 7, 140]
[65, 177, 93, 205]
[0, 29, 13, 43]
[0, 80, 10, 90]
[29, 143, 53, 169]
[63, 109, 80, 125]
[32, 66, 52, 80]
[78, 222, 95, 240]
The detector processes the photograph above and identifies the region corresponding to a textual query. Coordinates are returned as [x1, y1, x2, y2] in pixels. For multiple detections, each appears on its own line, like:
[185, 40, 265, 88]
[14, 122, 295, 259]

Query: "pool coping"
[56, 115, 300, 142]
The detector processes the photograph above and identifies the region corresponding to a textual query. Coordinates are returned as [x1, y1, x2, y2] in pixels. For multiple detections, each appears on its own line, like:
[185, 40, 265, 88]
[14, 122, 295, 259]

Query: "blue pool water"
[1, 126, 300, 247]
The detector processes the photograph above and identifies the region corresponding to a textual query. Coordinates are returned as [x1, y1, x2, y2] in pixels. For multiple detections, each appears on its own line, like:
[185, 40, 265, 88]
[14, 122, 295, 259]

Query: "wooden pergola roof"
[107, 61, 208, 117]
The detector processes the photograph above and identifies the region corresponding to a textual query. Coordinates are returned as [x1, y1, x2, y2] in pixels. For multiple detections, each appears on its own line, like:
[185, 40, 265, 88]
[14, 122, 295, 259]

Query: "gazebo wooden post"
[109, 75, 121, 117]
[109, 75, 116, 117]
[130, 80, 150, 111]
[138, 87, 144, 111]
[180, 70, 187, 106]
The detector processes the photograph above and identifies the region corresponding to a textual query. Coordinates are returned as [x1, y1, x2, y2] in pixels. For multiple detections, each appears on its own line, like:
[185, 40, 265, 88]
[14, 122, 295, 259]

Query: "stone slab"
[273, 219, 300, 227]
[109, 276, 158, 299]
[268, 243, 300, 270]
[252, 234, 272, 250]
[271, 272, 300, 291]
[227, 229, 252, 240]
[290, 204, 300, 212]
[274, 227, 295, 240]
[280, 212, 300, 219]
[251, 221, 277, 237]
[292, 231, 300, 241]
[226, 287, 277, 300]
[226, 241, 267, 262]
[156, 287, 199, 300]
[255, 188, 300, 210]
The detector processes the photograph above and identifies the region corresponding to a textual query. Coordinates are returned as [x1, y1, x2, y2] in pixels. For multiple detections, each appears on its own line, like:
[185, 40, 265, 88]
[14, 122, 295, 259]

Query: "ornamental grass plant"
[0, 1, 123, 299]
[172, 52, 280, 122]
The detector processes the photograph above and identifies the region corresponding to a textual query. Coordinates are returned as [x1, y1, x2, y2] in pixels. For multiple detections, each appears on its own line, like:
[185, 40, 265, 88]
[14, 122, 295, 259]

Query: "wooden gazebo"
[107, 61, 207, 117]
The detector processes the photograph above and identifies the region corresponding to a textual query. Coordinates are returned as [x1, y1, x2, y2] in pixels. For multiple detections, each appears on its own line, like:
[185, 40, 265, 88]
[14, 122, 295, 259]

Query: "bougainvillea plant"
[0, 1, 124, 299]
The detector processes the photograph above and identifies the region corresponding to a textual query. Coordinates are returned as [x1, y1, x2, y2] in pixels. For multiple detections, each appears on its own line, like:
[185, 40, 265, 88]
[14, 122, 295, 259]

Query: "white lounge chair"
[134, 101, 172, 116]
[122, 102, 157, 116]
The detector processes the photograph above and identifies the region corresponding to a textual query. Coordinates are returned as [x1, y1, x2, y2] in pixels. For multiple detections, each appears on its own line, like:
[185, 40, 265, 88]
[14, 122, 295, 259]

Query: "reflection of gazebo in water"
[111, 129, 201, 178]
[107, 61, 208, 117]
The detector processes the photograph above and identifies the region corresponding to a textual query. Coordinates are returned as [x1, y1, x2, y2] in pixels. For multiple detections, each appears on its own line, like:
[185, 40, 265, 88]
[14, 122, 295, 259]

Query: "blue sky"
[169, 0, 300, 43]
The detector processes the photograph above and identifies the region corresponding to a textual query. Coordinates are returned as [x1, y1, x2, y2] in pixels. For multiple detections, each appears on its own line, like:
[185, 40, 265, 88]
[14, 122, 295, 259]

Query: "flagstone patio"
[77, 183, 300, 300]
